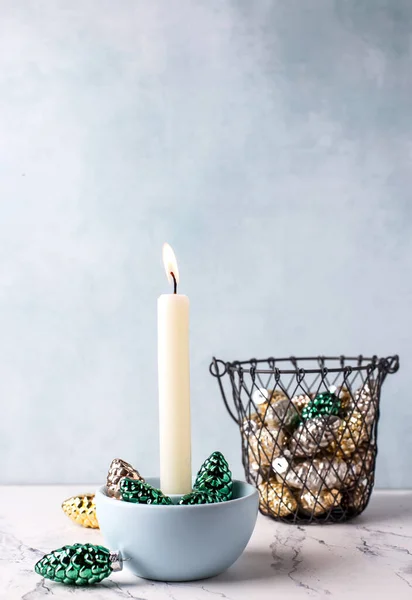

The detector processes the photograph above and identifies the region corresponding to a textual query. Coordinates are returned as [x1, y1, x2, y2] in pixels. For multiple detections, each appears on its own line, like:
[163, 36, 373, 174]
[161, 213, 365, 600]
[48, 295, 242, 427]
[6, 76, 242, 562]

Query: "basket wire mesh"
[210, 355, 399, 524]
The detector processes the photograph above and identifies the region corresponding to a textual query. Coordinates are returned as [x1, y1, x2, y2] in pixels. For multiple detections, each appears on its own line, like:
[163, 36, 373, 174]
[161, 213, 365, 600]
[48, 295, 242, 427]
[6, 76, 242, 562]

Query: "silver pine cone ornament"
[106, 458, 143, 499]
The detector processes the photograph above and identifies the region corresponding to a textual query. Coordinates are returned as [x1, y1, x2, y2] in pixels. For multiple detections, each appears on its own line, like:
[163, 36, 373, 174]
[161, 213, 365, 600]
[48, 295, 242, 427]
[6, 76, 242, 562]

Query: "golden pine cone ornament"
[61, 493, 99, 529]
[299, 488, 342, 516]
[243, 414, 286, 473]
[343, 476, 374, 512]
[258, 478, 297, 518]
[337, 386, 352, 411]
[106, 458, 144, 499]
[330, 410, 371, 458]
[241, 419, 272, 484]
[253, 389, 299, 427]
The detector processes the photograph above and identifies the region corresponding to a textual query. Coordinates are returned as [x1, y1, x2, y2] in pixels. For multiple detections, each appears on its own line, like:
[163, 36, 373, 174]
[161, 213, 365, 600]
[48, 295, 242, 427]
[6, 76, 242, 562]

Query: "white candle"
[158, 243, 192, 495]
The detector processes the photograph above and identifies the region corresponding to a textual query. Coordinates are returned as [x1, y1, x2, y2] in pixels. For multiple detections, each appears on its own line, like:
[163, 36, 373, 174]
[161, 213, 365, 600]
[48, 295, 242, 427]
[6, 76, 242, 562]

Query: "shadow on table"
[69, 539, 344, 590]
[210, 545, 337, 584]
[355, 491, 412, 527]
[212, 549, 274, 583]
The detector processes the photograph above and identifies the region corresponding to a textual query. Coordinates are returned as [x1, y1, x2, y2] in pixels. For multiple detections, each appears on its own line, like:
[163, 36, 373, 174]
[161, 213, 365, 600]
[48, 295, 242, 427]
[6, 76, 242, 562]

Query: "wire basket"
[210, 355, 399, 524]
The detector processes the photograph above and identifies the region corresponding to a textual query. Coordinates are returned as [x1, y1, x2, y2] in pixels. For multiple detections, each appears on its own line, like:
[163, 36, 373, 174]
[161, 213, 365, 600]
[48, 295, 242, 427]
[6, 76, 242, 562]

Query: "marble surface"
[1, 487, 412, 599]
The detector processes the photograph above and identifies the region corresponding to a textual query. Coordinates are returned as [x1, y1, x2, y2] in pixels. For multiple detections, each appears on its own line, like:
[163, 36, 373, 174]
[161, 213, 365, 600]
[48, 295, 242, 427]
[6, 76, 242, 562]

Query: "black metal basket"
[210, 355, 399, 524]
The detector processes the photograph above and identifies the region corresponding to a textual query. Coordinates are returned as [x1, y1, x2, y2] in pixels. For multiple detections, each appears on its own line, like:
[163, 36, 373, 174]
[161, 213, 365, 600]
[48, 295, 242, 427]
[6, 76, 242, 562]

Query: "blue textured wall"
[0, 1, 409, 486]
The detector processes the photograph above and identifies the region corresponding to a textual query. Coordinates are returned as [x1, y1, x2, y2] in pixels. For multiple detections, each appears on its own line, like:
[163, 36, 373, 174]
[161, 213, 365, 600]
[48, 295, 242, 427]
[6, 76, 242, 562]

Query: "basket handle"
[381, 354, 400, 374]
[210, 357, 239, 425]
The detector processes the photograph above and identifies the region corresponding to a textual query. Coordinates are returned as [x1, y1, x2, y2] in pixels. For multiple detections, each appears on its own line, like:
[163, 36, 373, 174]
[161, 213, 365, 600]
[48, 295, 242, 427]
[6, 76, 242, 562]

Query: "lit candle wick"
[170, 272, 177, 294]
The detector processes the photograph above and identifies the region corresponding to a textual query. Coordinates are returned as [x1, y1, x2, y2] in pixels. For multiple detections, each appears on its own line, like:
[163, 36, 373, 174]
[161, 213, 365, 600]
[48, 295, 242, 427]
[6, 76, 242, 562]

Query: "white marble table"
[1, 487, 412, 599]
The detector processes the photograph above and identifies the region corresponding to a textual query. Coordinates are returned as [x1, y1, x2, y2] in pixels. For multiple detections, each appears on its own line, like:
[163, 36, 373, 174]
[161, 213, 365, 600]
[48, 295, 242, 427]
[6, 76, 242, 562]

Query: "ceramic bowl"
[95, 477, 259, 581]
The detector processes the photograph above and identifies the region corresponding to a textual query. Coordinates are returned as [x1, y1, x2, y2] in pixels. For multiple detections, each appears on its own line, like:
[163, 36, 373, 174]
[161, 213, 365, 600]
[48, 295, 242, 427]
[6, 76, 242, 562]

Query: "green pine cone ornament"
[179, 490, 223, 505]
[35, 543, 115, 585]
[301, 392, 341, 421]
[120, 477, 173, 505]
[194, 451, 233, 501]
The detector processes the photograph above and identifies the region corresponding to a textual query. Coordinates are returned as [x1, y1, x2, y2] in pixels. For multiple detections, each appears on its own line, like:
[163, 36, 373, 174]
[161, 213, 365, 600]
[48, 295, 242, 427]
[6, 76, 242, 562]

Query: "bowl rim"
[95, 478, 258, 509]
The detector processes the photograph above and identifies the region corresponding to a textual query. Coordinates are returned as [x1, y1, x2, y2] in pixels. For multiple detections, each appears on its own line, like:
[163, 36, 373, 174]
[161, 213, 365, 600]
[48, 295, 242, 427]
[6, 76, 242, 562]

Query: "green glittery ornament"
[179, 490, 223, 505]
[34, 543, 121, 585]
[120, 477, 173, 505]
[301, 392, 341, 421]
[194, 451, 233, 501]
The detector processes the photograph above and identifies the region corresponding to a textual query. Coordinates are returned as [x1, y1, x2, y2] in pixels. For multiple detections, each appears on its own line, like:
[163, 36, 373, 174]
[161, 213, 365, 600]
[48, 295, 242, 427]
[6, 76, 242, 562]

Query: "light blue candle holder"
[95, 477, 259, 581]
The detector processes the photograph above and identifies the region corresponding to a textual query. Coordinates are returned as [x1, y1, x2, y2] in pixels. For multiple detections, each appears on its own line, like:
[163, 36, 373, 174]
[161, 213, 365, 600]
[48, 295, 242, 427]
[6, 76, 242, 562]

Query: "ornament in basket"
[210, 355, 399, 524]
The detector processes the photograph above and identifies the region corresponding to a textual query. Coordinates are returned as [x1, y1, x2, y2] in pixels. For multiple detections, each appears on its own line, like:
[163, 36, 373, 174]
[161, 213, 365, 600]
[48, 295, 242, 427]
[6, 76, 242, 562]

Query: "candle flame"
[162, 243, 180, 286]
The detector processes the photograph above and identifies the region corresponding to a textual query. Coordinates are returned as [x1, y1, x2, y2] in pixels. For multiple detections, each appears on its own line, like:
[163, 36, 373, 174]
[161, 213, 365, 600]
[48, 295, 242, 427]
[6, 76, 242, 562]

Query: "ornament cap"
[109, 550, 123, 573]
[252, 387, 269, 405]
